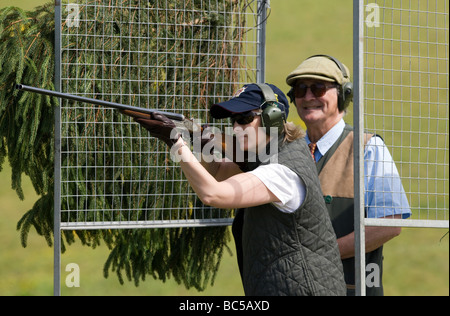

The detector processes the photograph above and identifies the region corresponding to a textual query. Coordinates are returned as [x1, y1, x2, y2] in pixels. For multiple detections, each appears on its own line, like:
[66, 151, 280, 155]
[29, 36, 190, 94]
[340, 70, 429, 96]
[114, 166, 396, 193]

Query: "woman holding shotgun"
[127, 83, 346, 296]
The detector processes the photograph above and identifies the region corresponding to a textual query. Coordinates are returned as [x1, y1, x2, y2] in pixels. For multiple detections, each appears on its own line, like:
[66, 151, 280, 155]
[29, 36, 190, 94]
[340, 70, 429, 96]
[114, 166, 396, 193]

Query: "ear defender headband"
[312, 55, 354, 111]
[288, 54, 354, 112]
[255, 83, 287, 135]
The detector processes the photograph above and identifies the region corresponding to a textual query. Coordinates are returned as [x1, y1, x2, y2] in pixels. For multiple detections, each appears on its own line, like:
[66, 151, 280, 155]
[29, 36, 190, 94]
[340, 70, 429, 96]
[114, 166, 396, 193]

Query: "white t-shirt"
[248, 164, 306, 213]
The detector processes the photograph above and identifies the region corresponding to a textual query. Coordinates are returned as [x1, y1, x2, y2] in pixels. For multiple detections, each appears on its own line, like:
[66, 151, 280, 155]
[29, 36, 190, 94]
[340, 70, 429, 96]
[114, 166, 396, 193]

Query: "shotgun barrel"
[15, 84, 186, 121]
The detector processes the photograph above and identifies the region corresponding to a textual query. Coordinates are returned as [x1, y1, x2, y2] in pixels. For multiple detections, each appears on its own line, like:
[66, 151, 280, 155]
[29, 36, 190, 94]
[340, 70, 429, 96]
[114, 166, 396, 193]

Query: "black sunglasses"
[293, 82, 337, 98]
[230, 111, 262, 125]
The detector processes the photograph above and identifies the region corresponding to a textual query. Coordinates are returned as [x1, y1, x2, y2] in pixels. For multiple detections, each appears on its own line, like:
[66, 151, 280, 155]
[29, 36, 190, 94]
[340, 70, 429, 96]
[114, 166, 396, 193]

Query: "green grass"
[383, 228, 449, 296]
[0, 158, 244, 296]
[0, 0, 448, 296]
[0, 0, 38, 10]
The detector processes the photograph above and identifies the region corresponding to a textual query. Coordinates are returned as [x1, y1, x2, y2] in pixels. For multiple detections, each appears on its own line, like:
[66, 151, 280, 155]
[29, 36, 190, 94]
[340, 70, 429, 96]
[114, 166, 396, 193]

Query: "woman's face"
[232, 111, 268, 152]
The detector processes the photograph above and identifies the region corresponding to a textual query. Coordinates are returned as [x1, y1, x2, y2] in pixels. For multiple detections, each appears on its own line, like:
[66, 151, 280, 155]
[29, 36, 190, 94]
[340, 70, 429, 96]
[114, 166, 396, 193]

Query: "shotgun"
[15, 84, 243, 161]
[15, 83, 202, 133]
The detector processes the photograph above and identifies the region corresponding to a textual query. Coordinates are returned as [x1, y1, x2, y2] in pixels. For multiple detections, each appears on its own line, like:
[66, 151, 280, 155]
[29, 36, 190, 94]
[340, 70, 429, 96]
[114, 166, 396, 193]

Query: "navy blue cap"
[210, 83, 290, 119]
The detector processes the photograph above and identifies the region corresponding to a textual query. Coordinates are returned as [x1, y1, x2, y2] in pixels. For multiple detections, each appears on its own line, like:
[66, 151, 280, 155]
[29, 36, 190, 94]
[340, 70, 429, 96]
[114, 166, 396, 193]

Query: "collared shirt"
[305, 119, 411, 219]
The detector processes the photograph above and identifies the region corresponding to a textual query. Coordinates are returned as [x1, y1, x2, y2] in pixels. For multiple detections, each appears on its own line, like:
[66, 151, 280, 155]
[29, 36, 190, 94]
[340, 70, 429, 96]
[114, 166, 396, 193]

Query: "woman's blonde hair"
[283, 121, 305, 143]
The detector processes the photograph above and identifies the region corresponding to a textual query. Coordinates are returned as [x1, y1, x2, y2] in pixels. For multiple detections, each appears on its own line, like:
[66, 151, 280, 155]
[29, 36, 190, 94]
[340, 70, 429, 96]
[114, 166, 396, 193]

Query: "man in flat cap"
[286, 55, 411, 296]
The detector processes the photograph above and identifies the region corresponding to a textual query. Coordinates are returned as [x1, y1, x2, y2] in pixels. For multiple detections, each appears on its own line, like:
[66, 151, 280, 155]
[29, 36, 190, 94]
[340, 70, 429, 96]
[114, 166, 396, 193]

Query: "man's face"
[293, 79, 341, 128]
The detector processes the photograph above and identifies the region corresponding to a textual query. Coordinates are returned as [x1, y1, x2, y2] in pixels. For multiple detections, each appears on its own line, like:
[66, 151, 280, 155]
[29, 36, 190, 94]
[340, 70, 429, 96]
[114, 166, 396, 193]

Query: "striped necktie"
[308, 142, 317, 162]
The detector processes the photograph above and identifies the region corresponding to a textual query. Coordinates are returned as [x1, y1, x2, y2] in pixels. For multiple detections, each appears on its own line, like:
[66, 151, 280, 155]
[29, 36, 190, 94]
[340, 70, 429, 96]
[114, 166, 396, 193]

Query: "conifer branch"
[1, 0, 248, 291]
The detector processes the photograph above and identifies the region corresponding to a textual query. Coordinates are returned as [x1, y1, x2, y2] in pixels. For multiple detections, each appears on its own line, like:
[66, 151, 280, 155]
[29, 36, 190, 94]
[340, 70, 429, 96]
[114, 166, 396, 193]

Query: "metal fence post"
[257, 0, 268, 83]
[54, 0, 62, 297]
[353, 0, 366, 297]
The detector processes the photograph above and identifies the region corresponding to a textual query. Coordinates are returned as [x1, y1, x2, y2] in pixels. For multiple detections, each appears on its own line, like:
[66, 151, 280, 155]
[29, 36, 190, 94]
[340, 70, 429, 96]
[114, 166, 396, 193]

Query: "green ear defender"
[308, 55, 354, 112]
[255, 83, 287, 135]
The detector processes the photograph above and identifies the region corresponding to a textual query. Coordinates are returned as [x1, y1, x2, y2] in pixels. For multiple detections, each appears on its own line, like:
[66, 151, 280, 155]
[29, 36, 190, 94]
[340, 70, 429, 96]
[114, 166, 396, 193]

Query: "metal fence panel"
[56, 0, 266, 230]
[355, 0, 449, 296]
[361, 0, 449, 228]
